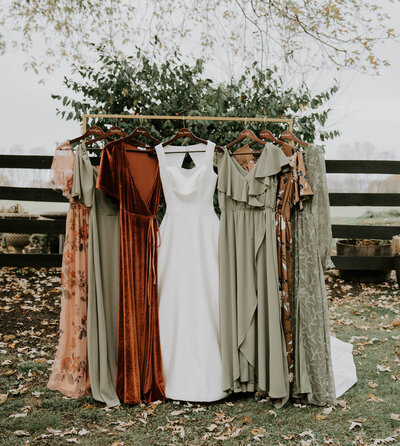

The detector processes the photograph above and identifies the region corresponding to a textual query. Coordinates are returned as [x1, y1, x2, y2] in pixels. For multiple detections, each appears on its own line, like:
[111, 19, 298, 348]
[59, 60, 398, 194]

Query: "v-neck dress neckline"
[122, 142, 160, 214]
[229, 143, 268, 179]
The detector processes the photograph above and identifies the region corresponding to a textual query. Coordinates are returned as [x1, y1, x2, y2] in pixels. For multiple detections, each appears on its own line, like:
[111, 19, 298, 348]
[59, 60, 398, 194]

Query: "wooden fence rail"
[0, 155, 399, 268]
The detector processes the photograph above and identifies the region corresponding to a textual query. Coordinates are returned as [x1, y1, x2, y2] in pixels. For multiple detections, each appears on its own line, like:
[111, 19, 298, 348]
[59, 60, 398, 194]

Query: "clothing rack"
[82, 114, 293, 134]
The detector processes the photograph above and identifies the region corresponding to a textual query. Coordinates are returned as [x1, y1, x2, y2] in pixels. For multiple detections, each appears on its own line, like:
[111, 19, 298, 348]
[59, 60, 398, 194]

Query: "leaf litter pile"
[0, 267, 399, 446]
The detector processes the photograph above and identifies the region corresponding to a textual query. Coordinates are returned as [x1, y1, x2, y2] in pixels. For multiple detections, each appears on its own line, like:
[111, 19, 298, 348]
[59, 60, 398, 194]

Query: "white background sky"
[0, 6, 399, 160]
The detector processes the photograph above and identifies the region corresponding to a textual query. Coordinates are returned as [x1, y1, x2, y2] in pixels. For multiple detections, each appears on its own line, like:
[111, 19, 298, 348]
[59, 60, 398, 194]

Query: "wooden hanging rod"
[82, 114, 293, 133]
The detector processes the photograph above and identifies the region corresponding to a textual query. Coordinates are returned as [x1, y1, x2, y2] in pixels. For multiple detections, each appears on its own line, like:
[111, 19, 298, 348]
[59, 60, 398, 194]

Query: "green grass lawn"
[0, 268, 399, 445]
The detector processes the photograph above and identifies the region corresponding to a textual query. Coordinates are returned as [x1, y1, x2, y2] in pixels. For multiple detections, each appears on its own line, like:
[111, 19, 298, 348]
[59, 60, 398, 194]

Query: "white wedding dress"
[155, 141, 226, 402]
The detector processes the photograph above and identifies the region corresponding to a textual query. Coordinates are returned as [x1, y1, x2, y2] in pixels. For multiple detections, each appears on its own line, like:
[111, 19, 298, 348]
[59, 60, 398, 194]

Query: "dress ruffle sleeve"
[216, 144, 289, 207]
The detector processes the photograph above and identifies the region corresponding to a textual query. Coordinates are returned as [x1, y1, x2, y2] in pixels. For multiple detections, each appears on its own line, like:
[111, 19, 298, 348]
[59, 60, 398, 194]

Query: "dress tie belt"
[146, 215, 161, 306]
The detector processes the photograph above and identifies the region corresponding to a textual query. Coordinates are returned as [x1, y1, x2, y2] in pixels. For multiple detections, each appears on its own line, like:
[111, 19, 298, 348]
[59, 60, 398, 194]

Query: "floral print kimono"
[275, 146, 313, 381]
[47, 141, 90, 398]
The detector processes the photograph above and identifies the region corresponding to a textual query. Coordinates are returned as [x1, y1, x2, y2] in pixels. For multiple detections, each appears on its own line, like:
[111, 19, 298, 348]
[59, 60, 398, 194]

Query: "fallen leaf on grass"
[377, 364, 391, 372]
[173, 426, 185, 439]
[368, 381, 378, 389]
[207, 424, 218, 432]
[299, 430, 314, 439]
[14, 431, 30, 437]
[170, 409, 184, 416]
[253, 427, 266, 441]
[349, 421, 362, 431]
[337, 400, 347, 409]
[367, 393, 384, 402]
[215, 426, 241, 441]
[390, 414, 400, 421]
[315, 413, 326, 421]
[0, 394, 7, 405]
[66, 439, 79, 444]
[322, 406, 335, 415]
[282, 434, 295, 440]
[78, 429, 90, 436]
[371, 437, 397, 444]
[268, 410, 277, 418]
[242, 416, 252, 424]
[80, 402, 94, 410]
[9, 413, 27, 418]
[32, 391, 43, 398]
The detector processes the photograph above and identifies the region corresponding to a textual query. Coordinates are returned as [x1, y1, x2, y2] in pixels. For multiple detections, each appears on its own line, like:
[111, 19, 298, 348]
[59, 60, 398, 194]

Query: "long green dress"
[72, 144, 120, 407]
[292, 144, 336, 406]
[216, 143, 290, 401]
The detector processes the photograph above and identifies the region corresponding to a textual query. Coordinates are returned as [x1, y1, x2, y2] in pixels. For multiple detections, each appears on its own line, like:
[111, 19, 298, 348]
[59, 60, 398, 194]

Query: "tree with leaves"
[1, 0, 398, 78]
[54, 47, 340, 144]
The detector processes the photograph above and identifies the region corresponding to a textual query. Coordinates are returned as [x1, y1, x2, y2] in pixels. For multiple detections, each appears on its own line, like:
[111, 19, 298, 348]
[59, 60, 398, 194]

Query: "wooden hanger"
[83, 126, 131, 152]
[279, 130, 308, 147]
[161, 126, 223, 153]
[259, 129, 284, 145]
[69, 125, 105, 145]
[86, 126, 126, 146]
[226, 129, 266, 156]
[246, 128, 283, 151]
[126, 126, 161, 145]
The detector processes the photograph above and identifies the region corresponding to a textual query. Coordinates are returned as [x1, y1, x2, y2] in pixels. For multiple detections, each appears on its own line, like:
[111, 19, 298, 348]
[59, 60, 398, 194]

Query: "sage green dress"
[216, 144, 290, 401]
[292, 144, 336, 406]
[72, 145, 120, 407]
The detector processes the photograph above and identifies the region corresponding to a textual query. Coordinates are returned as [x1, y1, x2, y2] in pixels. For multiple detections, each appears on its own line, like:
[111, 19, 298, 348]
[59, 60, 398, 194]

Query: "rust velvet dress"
[97, 140, 165, 404]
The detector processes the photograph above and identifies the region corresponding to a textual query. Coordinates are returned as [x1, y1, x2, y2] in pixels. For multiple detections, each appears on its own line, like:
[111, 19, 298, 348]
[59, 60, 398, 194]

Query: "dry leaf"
[294, 403, 308, 409]
[349, 421, 362, 430]
[299, 431, 315, 439]
[9, 413, 27, 418]
[316, 413, 326, 421]
[242, 416, 252, 424]
[371, 437, 397, 444]
[32, 391, 43, 398]
[170, 410, 184, 416]
[78, 429, 90, 436]
[377, 364, 391, 372]
[323, 406, 334, 415]
[268, 410, 277, 418]
[207, 424, 218, 432]
[390, 414, 400, 421]
[0, 393, 7, 405]
[14, 430, 30, 437]
[80, 402, 94, 410]
[368, 381, 378, 389]
[367, 393, 384, 402]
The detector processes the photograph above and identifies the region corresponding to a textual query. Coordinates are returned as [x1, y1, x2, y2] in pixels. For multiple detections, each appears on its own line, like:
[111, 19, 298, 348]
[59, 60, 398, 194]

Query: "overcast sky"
[0, 7, 399, 160]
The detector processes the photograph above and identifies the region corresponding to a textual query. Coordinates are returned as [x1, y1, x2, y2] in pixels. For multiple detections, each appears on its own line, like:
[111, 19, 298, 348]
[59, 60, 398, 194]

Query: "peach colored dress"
[47, 141, 90, 398]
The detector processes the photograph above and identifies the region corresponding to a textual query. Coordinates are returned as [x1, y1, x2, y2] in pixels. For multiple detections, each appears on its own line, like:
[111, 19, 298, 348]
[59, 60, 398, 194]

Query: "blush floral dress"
[47, 141, 90, 398]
